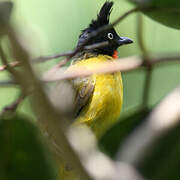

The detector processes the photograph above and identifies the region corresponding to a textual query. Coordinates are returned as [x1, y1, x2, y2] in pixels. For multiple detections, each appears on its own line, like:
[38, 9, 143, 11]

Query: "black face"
[91, 28, 133, 56]
[77, 28, 133, 56]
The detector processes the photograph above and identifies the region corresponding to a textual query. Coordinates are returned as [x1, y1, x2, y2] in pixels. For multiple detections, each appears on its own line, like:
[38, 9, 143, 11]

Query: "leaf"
[0, 114, 57, 180]
[137, 120, 180, 180]
[129, 0, 180, 29]
[99, 108, 150, 158]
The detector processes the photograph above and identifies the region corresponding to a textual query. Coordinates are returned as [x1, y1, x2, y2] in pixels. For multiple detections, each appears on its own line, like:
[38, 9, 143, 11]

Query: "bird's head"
[77, 1, 133, 58]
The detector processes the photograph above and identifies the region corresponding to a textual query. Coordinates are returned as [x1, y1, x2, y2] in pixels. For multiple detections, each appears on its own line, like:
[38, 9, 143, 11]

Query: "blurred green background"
[0, 0, 180, 118]
[1, 0, 180, 179]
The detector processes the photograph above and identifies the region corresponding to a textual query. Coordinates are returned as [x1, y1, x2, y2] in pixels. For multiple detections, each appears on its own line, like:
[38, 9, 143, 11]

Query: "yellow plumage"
[70, 55, 123, 138]
[56, 55, 123, 179]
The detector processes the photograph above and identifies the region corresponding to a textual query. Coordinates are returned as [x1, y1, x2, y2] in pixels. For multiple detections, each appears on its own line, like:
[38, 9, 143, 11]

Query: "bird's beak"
[117, 36, 133, 46]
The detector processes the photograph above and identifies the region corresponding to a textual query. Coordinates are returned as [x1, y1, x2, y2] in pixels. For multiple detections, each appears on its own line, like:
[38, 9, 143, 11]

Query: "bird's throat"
[112, 50, 118, 59]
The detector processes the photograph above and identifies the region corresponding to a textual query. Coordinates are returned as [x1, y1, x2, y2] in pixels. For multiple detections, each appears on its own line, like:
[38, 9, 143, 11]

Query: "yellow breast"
[73, 55, 123, 138]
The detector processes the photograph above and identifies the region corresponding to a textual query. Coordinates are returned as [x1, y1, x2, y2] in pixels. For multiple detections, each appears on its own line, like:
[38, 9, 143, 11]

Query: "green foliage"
[0, 1, 180, 179]
[0, 114, 57, 180]
[99, 108, 150, 158]
[130, 0, 180, 29]
[137, 121, 180, 180]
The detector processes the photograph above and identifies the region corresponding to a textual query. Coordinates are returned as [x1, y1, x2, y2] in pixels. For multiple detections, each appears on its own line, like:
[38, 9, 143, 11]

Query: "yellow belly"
[74, 55, 123, 138]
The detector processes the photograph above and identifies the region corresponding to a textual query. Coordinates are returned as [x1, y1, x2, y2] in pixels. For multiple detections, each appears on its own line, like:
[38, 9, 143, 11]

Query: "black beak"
[117, 36, 133, 46]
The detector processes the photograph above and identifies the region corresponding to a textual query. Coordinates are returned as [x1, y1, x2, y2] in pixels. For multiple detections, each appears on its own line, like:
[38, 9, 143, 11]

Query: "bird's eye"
[107, 33, 114, 40]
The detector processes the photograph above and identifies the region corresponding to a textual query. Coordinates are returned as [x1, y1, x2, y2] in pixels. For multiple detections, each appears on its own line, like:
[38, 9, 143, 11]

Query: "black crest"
[77, 1, 113, 47]
[81, 1, 113, 33]
[76, 1, 133, 56]
[89, 1, 113, 29]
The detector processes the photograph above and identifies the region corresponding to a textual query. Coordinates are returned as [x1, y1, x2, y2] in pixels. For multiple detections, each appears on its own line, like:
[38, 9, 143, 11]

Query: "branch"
[66, 126, 144, 180]
[137, 13, 152, 108]
[0, 42, 25, 90]
[43, 56, 142, 81]
[33, 41, 109, 63]
[6, 27, 93, 180]
[0, 93, 25, 116]
[0, 42, 109, 72]
[151, 55, 180, 65]
[42, 55, 180, 82]
[1, 54, 180, 85]
[0, 61, 20, 72]
[0, 44, 19, 76]
[137, 13, 149, 58]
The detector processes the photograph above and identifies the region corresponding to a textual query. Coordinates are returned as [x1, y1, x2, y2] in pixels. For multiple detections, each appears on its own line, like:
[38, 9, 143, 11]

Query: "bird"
[52, 1, 133, 179]
[68, 1, 133, 138]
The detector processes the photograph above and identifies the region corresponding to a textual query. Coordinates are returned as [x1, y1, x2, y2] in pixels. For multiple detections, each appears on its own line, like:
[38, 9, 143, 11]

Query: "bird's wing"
[72, 76, 95, 117]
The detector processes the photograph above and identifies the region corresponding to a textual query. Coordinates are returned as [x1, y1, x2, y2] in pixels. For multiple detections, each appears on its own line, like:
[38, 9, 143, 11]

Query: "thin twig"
[34, 51, 73, 63]
[33, 41, 109, 63]
[137, 13, 149, 58]
[0, 43, 23, 90]
[142, 68, 152, 107]
[151, 55, 180, 65]
[112, 7, 140, 27]
[0, 44, 18, 75]
[0, 61, 20, 72]
[0, 93, 25, 116]
[137, 13, 152, 108]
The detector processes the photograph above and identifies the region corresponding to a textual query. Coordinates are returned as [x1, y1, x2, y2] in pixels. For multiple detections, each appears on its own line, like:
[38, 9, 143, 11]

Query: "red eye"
[107, 33, 114, 40]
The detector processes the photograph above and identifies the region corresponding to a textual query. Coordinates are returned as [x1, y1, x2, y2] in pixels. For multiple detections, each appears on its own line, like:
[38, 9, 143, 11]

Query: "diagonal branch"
[6, 26, 93, 180]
